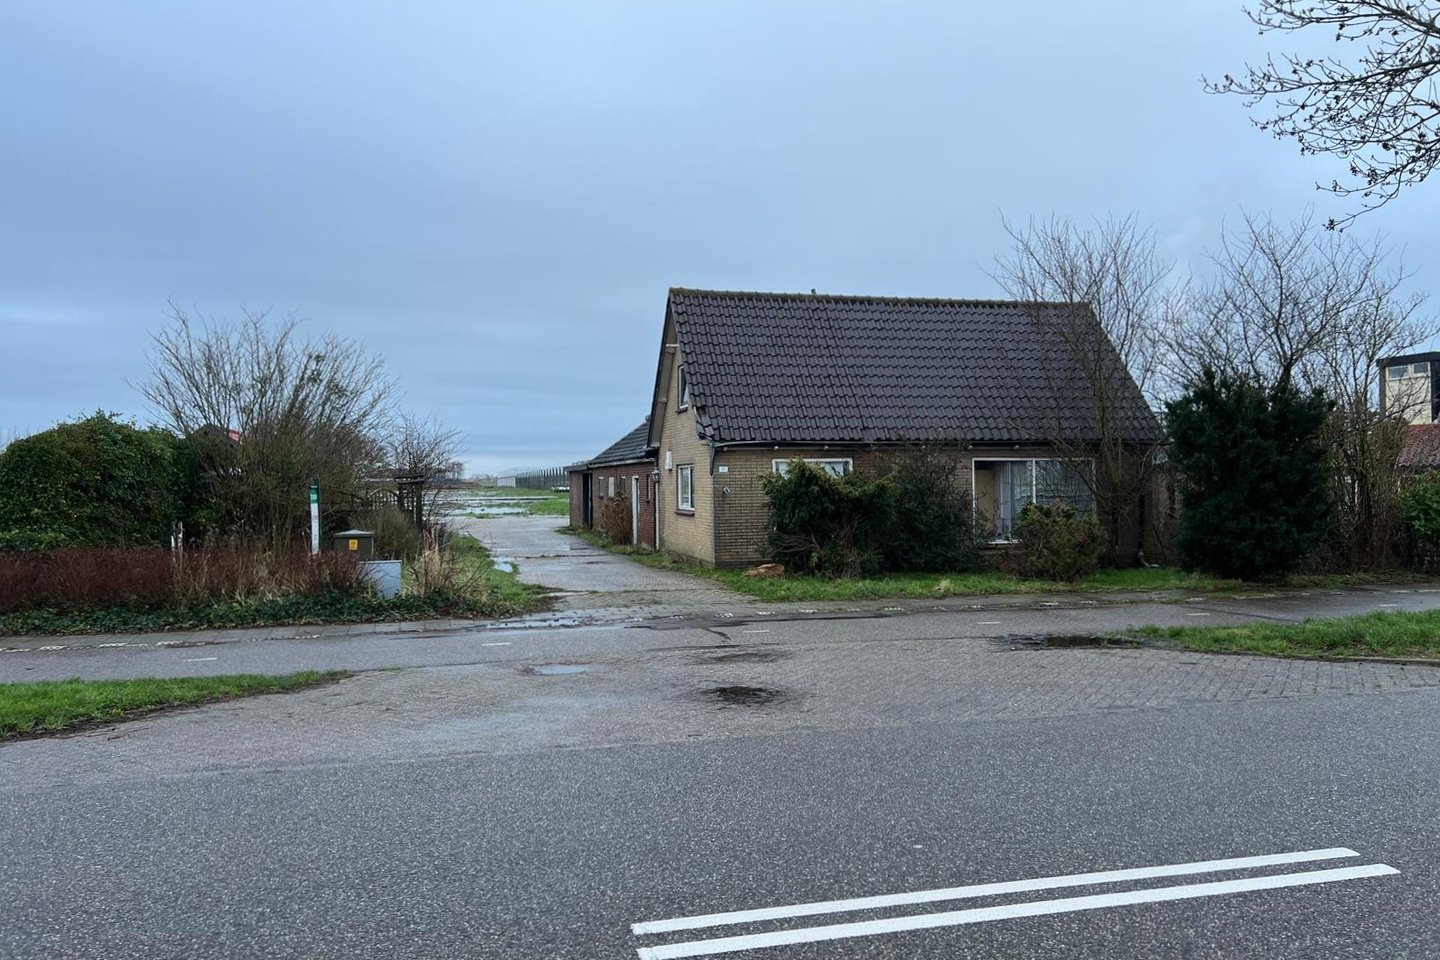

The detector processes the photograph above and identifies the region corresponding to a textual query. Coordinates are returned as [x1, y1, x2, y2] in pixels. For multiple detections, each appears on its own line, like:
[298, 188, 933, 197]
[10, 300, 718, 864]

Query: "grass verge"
[560, 527, 1433, 602]
[0, 537, 546, 637]
[1135, 610, 1440, 661]
[560, 527, 1241, 600]
[0, 671, 349, 740]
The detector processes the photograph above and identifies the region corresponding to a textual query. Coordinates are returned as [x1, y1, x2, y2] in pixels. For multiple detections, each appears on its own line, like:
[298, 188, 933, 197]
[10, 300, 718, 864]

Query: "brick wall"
[708, 445, 1150, 568]
[653, 340, 716, 564]
[713, 448, 886, 567]
[586, 462, 657, 548]
[567, 469, 585, 527]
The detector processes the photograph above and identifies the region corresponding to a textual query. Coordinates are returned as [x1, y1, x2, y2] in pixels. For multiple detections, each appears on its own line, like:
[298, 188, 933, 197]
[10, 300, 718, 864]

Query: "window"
[607, 476, 615, 497]
[771, 458, 853, 477]
[1389, 365, 1409, 380]
[677, 465, 694, 512]
[972, 458, 1093, 541]
[678, 366, 691, 409]
[1415, 362, 1431, 375]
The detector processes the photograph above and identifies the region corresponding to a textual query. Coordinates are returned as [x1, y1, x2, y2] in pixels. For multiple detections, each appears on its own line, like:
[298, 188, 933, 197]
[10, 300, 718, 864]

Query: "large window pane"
[995, 460, 1033, 539]
[1035, 460, 1094, 514]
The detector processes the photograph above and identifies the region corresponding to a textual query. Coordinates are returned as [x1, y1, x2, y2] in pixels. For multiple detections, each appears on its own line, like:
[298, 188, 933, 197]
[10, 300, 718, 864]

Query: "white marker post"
[309, 481, 320, 555]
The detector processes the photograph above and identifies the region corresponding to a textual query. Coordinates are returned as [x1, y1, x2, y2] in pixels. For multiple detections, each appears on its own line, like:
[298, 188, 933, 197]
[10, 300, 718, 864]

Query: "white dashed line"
[741, 630, 770, 634]
[481, 642, 512, 647]
[1186, 612, 1212, 617]
[976, 621, 1003, 625]
[182, 657, 218, 662]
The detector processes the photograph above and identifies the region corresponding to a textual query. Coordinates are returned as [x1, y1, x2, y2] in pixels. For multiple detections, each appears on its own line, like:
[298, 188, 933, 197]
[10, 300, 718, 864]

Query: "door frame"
[630, 476, 640, 544]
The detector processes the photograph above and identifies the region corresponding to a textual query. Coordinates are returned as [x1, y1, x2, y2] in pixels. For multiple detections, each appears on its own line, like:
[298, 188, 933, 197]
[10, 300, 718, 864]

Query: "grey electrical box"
[333, 529, 375, 560]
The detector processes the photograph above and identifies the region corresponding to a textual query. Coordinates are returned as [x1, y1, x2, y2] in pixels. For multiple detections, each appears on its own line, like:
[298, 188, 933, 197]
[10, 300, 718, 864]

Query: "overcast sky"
[3, 1, 1438, 473]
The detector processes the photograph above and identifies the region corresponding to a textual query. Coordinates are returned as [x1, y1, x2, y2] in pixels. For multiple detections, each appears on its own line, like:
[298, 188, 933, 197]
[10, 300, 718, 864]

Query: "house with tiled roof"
[646, 288, 1161, 567]
[566, 419, 657, 547]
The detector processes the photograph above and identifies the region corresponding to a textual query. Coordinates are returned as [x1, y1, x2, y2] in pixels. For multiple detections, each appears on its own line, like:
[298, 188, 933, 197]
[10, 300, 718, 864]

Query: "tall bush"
[1399, 470, 1440, 567]
[1165, 368, 1334, 579]
[762, 460, 895, 577]
[879, 446, 986, 573]
[0, 413, 180, 550]
[1004, 502, 1103, 581]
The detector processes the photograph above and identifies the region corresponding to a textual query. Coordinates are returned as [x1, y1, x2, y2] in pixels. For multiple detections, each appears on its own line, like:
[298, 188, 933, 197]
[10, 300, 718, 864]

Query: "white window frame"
[606, 476, 615, 497]
[678, 366, 691, 410]
[771, 457, 853, 477]
[971, 457, 1094, 543]
[1389, 365, 1408, 379]
[1414, 361, 1431, 375]
[677, 464, 694, 512]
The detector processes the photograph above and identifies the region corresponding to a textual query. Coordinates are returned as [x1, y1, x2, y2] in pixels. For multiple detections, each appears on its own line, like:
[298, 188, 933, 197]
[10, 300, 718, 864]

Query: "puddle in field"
[524, 664, 589, 676]
[703, 685, 788, 707]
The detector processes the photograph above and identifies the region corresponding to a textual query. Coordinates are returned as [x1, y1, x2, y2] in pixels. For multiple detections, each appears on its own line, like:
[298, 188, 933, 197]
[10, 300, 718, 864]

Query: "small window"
[677, 465, 694, 511]
[678, 366, 691, 409]
[772, 458, 853, 477]
[1389, 365, 1408, 379]
[1414, 362, 1431, 375]
[607, 476, 615, 497]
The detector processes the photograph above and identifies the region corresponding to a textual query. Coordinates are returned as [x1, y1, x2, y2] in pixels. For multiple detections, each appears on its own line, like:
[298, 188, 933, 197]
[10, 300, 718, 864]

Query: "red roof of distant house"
[1400, 424, 1440, 470]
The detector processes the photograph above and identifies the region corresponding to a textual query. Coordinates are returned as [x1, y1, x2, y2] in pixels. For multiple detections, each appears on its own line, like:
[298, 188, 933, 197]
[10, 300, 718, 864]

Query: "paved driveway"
[459, 514, 746, 621]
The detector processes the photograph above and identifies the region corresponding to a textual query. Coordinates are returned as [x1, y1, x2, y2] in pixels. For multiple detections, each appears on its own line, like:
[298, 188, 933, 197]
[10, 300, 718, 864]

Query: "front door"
[630, 476, 640, 544]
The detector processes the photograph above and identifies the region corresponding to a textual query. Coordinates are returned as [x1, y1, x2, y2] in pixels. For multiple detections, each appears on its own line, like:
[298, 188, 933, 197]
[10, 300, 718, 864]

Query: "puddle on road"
[695, 649, 789, 664]
[491, 556, 516, 573]
[524, 663, 589, 676]
[1005, 634, 1141, 650]
[703, 684, 789, 707]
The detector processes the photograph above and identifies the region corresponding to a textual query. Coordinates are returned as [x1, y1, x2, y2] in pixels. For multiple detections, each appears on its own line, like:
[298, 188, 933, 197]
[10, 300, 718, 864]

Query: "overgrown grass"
[561, 526, 1239, 599]
[561, 525, 1431, 602]
[1135, 610, 1440, 660]
[0, 671, 349, 739]
[0, 537, 546, 636]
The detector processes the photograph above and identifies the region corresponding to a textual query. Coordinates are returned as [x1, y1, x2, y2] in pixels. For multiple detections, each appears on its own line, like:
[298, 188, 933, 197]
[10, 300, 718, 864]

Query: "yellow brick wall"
[713, 448, 887, 567]
[654, 344, 716, 565]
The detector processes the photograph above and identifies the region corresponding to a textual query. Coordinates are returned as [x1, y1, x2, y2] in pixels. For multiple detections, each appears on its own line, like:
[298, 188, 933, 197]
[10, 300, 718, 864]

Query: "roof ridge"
[668, 287, 1086, 309]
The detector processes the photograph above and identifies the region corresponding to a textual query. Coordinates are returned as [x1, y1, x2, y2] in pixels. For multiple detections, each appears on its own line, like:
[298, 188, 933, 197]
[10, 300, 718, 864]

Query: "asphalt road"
[5, 582, 1440, 683]
[2, 682, 1436, 959]
[3, 594, 1439, 959]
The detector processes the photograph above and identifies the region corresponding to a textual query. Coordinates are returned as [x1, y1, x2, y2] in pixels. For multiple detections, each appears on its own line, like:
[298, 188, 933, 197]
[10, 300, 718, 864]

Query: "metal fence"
[515, 467, 568, 490]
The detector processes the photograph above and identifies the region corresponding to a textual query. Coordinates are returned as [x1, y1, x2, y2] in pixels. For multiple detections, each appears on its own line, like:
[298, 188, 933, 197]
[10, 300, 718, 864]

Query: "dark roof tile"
[668, 289, 1161, 445]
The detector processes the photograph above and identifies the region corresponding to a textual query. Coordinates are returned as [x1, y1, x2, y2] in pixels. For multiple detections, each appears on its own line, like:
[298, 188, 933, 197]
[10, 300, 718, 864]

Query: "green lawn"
[448, 533, 551, 604]
[0, 671, 349, 739]
[560, 526, 1431, 603]
[561, 527, 1240, 600]
[1136, 610, 1440, 660]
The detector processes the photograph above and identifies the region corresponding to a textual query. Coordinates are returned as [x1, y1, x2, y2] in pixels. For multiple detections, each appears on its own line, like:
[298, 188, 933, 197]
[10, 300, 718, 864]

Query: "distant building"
[1379, 352, 1440, 471]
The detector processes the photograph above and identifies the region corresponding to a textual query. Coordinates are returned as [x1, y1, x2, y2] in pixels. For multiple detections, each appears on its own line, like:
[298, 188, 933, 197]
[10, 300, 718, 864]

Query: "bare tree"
[1175, 213, 1434, 567]
[383, 411, 462, 533]
[139, 304, 396, 546]
[993, 214, 1176, 564]
[1207, 1, 1440, 226]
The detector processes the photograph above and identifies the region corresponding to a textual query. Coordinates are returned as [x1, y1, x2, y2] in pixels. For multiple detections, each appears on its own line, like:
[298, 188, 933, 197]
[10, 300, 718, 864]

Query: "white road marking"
[182, 657, 218, 662]
[97, 642, 128, 648]
[632, 847, 1359, 936]
[481, 642, 512, 647]
[38, 645, 66, 651]
[1378, 603, 1400, 607]
[976, 621, 1003, 626]
[635, 863, 1396, 959]
[741, 630, 770, 635]
[1186, 612, 1212, 617]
